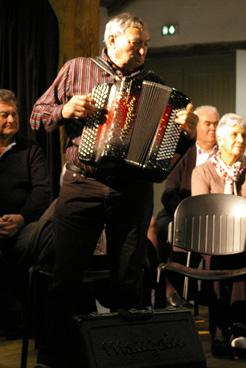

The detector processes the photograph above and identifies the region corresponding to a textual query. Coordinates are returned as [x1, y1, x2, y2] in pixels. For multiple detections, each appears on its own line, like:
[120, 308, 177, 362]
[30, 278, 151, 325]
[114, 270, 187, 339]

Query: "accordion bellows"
[78, 78, 190, 182]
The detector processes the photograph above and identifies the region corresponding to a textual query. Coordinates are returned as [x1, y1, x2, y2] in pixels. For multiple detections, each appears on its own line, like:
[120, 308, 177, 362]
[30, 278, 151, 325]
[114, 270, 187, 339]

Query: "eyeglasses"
[0, 111, 18, 119]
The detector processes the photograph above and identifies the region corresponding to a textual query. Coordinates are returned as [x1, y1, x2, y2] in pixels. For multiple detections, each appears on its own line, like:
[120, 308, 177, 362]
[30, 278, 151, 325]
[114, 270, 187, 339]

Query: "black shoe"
[211, 338, 232, 357]
[231, 336, 246, 359]
[0, 325, 22, 340]
[231, 323, 246, 338]
[166, 291, 188, 307]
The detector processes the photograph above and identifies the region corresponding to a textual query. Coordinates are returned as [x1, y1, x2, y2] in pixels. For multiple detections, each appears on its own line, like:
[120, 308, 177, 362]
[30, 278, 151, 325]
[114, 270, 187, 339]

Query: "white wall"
[236, 50, 246, 116]
[100, 0, 246, 48]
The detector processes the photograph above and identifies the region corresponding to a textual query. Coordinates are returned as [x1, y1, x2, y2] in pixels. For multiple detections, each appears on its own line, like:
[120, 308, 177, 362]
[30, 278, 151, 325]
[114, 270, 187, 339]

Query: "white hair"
[216, 113, 246, 142]
[104, 12, 147, 47]
[194, 105, 220, 119]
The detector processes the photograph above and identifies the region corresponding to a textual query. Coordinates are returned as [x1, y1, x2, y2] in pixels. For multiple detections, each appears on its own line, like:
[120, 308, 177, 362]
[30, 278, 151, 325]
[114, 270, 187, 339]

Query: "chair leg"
[20, 266, 37, 368]
[154, 267, 167, 308]
[194, 298, 199, 316]
[193, 287, 200, 316]
[182, 251, 191, 301]
[20, 335, 29, 368]
[183, 251, 200, 315]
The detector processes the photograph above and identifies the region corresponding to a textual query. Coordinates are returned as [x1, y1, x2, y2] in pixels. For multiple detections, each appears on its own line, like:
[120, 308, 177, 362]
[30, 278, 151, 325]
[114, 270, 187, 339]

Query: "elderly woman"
[191, 113, 246, 357]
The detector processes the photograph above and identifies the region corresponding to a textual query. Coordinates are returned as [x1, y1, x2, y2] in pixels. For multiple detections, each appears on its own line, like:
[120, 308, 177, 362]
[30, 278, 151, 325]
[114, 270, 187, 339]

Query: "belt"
[65, 162, 117, 183]
[65, 162, 100, 180]
[65, 162, 85, 174]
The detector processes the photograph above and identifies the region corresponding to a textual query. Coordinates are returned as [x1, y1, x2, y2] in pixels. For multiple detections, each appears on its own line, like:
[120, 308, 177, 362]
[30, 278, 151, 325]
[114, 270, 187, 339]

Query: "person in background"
[0, 89, 54, 339]
[30, 13, 197, 368]
[192, 112, 246, 357]
[156, 105, 219, 306]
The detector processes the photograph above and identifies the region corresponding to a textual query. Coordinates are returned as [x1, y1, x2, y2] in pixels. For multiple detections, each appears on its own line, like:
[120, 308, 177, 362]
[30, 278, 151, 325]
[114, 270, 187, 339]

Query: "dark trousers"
[0, 202, 54, 337]
[156, 207, 173, 262]
[39, 169, 153, 367]
[208, 253, 246, 338]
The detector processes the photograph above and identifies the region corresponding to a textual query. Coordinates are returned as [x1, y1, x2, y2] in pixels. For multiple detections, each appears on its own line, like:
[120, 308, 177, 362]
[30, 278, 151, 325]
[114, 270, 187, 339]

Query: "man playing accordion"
[30, 12, 197, 368]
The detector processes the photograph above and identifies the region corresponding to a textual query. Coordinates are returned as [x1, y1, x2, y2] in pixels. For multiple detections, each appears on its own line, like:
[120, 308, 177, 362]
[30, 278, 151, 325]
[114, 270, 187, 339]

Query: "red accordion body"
[78, 78, 190, 182]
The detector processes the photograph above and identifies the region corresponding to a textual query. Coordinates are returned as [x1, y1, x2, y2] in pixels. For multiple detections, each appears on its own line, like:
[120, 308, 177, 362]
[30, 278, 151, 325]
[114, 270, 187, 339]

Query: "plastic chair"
[155, 193, 246, 307]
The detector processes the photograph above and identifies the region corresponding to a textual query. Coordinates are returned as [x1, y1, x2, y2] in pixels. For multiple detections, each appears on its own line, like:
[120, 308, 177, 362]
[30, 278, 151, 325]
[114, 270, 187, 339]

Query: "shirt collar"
[196, 143, 217, 156]
[195, 143, 217, 167]
[101, 48, 146, 78]
[0, 139, 16, 158]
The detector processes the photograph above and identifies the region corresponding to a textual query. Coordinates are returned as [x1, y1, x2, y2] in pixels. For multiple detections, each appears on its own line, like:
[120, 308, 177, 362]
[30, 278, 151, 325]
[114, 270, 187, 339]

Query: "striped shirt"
[30, 49, 163, 169]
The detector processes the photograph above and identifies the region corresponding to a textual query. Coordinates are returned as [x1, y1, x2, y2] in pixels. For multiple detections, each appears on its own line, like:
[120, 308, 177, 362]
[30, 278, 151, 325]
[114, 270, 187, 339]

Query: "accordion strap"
[91, 56, 118, 79]
[91, 56, 152, 82]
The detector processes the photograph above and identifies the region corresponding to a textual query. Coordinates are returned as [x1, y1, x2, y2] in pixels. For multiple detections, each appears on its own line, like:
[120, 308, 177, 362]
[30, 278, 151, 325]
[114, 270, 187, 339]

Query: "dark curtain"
[0, 0, 60, 198]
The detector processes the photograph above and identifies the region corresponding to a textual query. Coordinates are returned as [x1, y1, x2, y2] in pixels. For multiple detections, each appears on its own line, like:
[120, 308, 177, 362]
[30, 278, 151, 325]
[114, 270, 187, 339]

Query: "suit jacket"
[161, 145, 196, 216]
[0, 135, 51, 223]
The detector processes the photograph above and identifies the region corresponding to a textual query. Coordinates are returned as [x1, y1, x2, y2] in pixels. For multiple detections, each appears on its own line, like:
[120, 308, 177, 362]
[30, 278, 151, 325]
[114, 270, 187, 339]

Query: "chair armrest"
[157, 262, 246, 282]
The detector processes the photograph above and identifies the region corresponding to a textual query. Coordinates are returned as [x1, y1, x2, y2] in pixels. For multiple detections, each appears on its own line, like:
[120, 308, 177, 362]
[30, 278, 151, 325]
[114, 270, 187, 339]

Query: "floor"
[0, 305, 245, 368]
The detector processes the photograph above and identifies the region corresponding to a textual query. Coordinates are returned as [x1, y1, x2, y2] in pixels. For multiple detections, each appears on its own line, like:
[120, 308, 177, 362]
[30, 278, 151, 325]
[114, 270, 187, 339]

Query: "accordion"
[78, 78, 190, 182]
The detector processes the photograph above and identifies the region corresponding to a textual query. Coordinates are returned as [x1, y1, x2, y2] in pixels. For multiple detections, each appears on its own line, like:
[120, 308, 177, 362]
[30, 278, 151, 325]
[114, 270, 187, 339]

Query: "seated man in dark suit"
[0, 89, 54, 338]
[156, 105, 219, 306]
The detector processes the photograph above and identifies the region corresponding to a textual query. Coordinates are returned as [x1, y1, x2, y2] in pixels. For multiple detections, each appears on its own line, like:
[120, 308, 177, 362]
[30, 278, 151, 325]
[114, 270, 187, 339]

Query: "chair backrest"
[172, 193, 246, 255]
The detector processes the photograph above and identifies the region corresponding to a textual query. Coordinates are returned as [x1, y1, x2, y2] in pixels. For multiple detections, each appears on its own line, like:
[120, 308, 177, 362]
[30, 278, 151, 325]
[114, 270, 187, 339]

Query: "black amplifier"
[73, 308, 206, 368]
